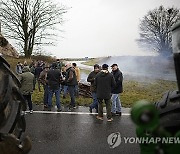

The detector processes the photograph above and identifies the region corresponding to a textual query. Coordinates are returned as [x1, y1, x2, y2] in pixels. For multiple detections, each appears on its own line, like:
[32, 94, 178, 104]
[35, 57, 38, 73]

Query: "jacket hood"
[22, 66, 30, 73]
[100, 70, 109, 76]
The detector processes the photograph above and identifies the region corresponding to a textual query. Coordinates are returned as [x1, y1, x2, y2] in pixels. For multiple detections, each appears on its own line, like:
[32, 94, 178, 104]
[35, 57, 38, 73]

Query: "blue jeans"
[75, 85, 79, 96]
[48, 87, 61, 109]
[90, 92, 98, 110]
[63, 85, 68, 97]
[68, 86, 76, 107]
[111, 94, 122, 113]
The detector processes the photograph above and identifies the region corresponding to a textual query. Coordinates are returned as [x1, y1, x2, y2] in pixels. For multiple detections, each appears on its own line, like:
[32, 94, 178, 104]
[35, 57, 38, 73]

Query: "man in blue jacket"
[111, 64, 123, 116]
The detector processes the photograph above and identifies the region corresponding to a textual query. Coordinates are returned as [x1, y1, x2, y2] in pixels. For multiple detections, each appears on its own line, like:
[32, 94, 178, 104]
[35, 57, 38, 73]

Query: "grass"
[32, 85, 92, 106]
[81, 58, 100, 66]
[80, 68, 91, 74]
[32, 79, 177, 108]
[121, 80, 177, 107]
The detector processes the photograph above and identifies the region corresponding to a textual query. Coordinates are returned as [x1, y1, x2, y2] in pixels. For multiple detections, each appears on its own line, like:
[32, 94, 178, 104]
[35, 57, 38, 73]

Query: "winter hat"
[52, 62, 57, 68]
[111, 64, 118, 67]
[22, 66, 30, 73]
[102, 64, 109, 70]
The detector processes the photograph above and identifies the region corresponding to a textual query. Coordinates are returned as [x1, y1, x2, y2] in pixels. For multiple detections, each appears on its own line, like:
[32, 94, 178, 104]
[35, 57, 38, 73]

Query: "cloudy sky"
[48, 0, 179, 58]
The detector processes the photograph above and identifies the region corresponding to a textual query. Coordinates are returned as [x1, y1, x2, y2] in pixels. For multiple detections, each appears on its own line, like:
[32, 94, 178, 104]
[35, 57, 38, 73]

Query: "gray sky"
[48, 0, 180, 58]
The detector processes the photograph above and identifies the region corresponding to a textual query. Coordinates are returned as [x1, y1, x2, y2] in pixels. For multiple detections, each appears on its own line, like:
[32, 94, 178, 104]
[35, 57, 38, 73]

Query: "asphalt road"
[25, 106, 140, 154]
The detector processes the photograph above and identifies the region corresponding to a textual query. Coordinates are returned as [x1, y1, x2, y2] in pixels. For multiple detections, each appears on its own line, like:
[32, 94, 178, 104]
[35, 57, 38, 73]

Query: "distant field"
[81, 58, 100, 66]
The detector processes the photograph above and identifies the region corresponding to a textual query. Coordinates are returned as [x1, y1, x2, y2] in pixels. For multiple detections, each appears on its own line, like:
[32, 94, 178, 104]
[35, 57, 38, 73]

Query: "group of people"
[16, 59, 81, 113]
[16, 59, 123, 122]
[88, 63, 123, 122]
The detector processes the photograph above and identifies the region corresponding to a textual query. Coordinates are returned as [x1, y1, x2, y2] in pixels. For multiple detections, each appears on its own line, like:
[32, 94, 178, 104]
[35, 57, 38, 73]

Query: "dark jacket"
[87, 71, 99, 92]
[95, 70, 116, 99]
[111, 69, 123, 94]
[65, 67, 78, 86]
[47, 68, 62, 90]
[35, 66, 43, 78]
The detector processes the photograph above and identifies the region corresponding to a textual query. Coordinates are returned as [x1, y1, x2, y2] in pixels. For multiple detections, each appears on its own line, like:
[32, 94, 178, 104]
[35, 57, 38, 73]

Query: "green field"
[81, 58, 100, 66]
[31, 79, 177, 108]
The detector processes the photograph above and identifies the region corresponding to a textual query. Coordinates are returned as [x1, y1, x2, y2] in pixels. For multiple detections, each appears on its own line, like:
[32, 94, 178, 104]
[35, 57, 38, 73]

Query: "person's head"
[44, 64, 50, 72]
[57, 59, 60, 63]
[62, 66, 66, 72]
[51, 62, 57, 69]
[111, 64, 118, 71]
[102, 64, 109, 70]
[72, 63, 77, 68]
[65, 63, 72, 69]
[24, 61, 27, 66]
[94, 64, 100, 72]
[22, 66, 30, 73]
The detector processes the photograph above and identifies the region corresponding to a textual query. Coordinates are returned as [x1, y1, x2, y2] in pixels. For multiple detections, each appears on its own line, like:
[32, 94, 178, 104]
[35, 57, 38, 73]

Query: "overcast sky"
[48, 0, 179, 58]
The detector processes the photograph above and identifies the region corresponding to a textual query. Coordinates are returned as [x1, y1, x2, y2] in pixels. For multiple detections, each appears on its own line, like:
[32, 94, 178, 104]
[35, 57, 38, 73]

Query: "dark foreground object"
[25, 112, 140, 154]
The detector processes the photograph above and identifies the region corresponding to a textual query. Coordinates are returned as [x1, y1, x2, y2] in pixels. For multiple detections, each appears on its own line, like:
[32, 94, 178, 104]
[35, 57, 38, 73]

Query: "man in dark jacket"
[35, 62, 43, 92]
[47, 63, 62, 112]
[111, 64, 123, 116]
[87, 64, 100, 113]
[65, 63, 78, 110]
[95, 64, 116, 122]
[39, 64, 50, 108]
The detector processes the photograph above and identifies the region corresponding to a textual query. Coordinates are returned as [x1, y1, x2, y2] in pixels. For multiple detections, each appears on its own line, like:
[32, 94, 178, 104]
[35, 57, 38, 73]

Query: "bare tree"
[137, 6, 180, 56]
[0, 0, 67, 57]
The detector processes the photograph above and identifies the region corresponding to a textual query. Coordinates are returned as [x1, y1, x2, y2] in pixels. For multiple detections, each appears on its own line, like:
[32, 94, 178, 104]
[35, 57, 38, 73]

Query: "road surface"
[25, 105, 140, 154]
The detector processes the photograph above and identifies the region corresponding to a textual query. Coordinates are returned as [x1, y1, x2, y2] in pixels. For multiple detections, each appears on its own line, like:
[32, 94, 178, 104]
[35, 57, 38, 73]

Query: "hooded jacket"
[95, 70, 116, 99]
[19, 66, 34, 95]
[111, 68, 123, 94]
[47, 68, 62, 90]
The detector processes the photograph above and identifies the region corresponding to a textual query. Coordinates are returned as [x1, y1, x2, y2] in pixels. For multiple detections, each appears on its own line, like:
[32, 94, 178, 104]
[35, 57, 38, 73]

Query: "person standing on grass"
[35, 62, 43, 92]
[47, 62, 62, 112]
[95, 64, 116, 122]
[87, 64, 100, 113]
[65, 63, 78, 110]
[72, 63, 80, 97]
[61, 66, 68, 99]
[39, 64, 50, 109]
[111, 64, 123, 116]
[19, 66, 34, 114]
[30, 62, 36, 90]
